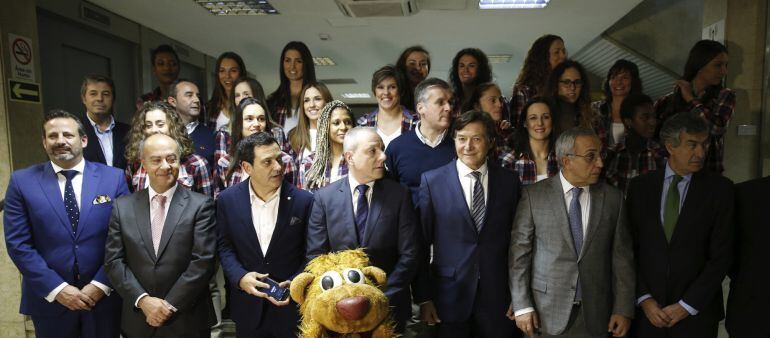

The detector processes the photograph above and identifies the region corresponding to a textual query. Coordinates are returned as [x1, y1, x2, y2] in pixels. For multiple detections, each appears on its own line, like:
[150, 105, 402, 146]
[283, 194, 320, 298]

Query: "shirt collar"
[148, 183, 178, 202]
[51, 158, 86, 175]
[456, 159, 488, 178]
[664, 162, 693, 182]
[248, 179, 281, 205]
[559, 171, 590, 195]
[414, 121, 447, 146]
[348, 174, 374, 193]
[86, 114, 115, 135]
[185, 121, 199, 135]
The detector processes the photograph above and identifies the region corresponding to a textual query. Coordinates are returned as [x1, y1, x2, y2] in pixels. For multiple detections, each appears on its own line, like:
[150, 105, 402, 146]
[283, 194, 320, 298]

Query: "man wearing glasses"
[510, 127, 635, 337]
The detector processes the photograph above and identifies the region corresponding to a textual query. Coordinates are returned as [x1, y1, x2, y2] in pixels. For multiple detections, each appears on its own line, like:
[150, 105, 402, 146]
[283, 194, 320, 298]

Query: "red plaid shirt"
[604, 138, 667, 195]
[296, 152, 348, 191]
[499, 150, 559, 185]
[356, 107, 419, 132]
[654, 88, 735, 174]
[126, 153, 213, 196]
[509, 84, 537, 129]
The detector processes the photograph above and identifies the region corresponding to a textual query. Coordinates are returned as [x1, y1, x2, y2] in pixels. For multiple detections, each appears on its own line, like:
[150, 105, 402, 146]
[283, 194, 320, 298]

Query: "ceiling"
[90, 0, 642, 104]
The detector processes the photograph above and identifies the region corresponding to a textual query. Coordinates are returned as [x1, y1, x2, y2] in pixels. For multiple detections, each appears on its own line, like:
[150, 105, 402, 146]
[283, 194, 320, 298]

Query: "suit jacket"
[217, 180, 313, 332]
[307, 177, 419, 323]
[3, 161, 129, 316]
[510, 175, 635, 335]
[727, 176, 770, 337]
[80, 114, 130, 170]
[105, 187, 217, 338]
[627, 170, 733, 337]
[414, 161, 520, 323]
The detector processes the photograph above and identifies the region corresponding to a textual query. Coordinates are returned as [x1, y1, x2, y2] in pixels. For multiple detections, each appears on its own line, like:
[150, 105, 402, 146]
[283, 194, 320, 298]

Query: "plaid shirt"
[654, 88, 735, 173]
[509, 84, 537, 129]
[499, 150, 559, 185]
[126, 153, 213, 196]
[356, 107, 419, 132]
[604, 138, 667, 195]
[591, 100, 615, 149]
[296, 152, 348, 191]
[135, 87, 162, 110]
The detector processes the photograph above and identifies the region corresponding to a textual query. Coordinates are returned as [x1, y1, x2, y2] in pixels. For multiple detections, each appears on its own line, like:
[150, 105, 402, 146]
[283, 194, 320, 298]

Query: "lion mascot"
[290, 249, 398, 338]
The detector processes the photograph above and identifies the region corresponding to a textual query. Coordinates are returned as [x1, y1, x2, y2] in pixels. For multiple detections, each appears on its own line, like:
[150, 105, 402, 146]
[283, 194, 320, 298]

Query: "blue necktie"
[355, 184, 369, 243]
[470, 171, 485, 232]
[60, 170, 80, 233]
[568, 187, 583, 301]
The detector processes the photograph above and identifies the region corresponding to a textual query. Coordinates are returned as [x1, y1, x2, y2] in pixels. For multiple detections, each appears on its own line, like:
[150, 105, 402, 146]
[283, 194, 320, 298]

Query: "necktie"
[470, 171, 485, 232]
[568, 187, 584, 301]
[663, 175, 683, 242]
[60, 170, 80, 233]
[355, 184, 369, 243]
[151, 194, 167, 254]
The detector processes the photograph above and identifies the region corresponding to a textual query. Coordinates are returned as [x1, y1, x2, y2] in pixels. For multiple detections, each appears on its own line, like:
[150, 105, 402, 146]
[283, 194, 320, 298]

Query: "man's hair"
[453, 110, 498, 142]
[150, 44, 179, 65]
[42, 109, 86, 137]
[554, 127, 598, 166]
[659, 112, 709, 147]
[80, 74, 115, 98]
[343, 127, 379, 153]
[414, 78, 451, 106]
[619, 94, 653, 121]
[235, 131, 279, 166]
[168, 78, 197, 99]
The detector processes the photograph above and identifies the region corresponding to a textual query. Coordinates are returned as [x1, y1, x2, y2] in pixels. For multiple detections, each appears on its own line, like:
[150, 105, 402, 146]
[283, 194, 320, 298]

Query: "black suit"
[307, 177, 419, 331]
[627, 169, 733, 338]
[80, 114, 130, 170]
[726, 176, 770, 338]
[105, 187, 217, 338]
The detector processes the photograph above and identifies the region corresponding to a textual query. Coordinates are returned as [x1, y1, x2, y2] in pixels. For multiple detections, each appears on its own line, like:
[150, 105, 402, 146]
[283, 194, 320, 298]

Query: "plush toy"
[290, 249, 398, 338]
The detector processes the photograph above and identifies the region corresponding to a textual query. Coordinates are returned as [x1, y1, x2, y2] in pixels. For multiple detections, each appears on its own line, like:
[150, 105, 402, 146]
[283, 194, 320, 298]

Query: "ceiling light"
[194, 0, 279, 15]
[478, 0, 550, 9]
[313, 57, 337, 66]
[488, 54, 512, 63]
[341, 93, 371, 99]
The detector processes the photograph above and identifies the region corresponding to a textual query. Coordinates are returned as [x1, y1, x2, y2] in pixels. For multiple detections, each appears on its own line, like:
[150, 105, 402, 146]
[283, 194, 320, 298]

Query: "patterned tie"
[663, 175, 683, 242]
[151, 194, 167, 254]
[60, 170, 80, 233]
[568, 187, 584, 301]
[470, 171, 485, 232]
[355, 184, 369, 243]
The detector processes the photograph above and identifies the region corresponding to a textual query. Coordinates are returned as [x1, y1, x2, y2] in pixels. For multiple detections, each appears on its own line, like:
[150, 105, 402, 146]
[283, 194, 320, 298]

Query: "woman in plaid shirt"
[299, 100, 354, 191]
[266, 41, 317, 132]
[288, 82, 332, 161]
[464, 82, 513, 154]
[124, 101, 213, 196]
[592, 59, 643, 149]
[357, 65, 418, 149]
[500, 97, 559, 185]
[205, 52, 246, 131]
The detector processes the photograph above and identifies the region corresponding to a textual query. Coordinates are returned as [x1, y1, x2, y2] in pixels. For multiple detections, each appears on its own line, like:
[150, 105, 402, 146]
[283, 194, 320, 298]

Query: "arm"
[689, 89, 735, 136]
[383, 188, 420, 299]
[306, 193, 330, 262]
[412, 173, 435, 304]
[193, 158, 214, 197]
[216, 197, 249, 289]
[509, 187, 535, 312]
[91, 176, 132, 288]
[104, 199, 149, 304]
[611, 189, 636, 318]
[626, 179, 651, 299]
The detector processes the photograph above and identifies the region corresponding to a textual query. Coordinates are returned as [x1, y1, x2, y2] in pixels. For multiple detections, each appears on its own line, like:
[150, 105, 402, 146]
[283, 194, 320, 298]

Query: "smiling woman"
[357, 65, 418, 149]
[206, 52, 247, 131]
[300, 100, 354, 191]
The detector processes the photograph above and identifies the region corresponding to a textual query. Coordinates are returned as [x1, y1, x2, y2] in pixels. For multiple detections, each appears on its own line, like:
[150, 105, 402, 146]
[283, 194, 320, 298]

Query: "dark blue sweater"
[385, 129, 455, 205]
[190, 124, 216, 172]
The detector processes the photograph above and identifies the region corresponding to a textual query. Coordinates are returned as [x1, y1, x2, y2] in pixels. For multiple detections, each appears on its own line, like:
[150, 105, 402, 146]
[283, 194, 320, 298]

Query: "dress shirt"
[135, 184, 178, 308]
[348, 175, 374, 215]
[46, 159, 111, 302]
[414, 121, 447, 148]
[637, 162, 698, 315]
[455, 160, 488, 210]
[87, 115, 116, 166]
[185, 121, 199, 135]
[249, 181, 281, 256]
[309, 128, 317, 152]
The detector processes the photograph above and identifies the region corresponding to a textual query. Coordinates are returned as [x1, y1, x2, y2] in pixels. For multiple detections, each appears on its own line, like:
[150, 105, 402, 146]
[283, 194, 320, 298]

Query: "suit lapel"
[235, 182, 263, 259]
[135, 190, 157, 261]
[336, 180, 359, 246]
[548, 176, 577, 257]
[156, 187, 189, 259]
[39, 163, 74, 238]
[362, 180, 383, 246]
[76, 162, 100, 240]
[447, 162, 478, 237]
[580, 183, 605, 260]
[265, 182, 294, 258]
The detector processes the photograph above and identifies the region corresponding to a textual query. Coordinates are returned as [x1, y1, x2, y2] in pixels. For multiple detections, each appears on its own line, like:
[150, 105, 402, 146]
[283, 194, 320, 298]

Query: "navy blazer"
[414, 160, 520, 323]
[80, 115, 130, 170]
[3, 161, 129, 316]
[217, 180, 313, 331]
[307, 177, 420, 323]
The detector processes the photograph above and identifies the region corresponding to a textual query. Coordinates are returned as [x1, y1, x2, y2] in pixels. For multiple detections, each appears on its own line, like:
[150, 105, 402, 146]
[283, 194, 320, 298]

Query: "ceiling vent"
[335, 0, 419, 17]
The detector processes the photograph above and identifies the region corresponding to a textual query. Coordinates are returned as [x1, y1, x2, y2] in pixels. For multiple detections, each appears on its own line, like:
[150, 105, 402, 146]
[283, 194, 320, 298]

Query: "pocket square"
[92, 195, 112, 205]
[290, 216, 302, 225]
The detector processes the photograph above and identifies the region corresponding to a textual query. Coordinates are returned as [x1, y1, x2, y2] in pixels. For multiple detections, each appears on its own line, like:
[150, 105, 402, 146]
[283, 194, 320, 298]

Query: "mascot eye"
[319, 271, 343, 291]
[343, 268, 364, 284]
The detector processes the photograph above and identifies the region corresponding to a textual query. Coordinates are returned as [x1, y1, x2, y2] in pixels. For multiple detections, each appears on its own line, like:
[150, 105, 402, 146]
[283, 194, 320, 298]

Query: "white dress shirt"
[249, 182, 281, 256]
[46, 159, 111, 302]
[455, 160, 488, 210]
[348, 175, 374, 215]
[135, 184, 178, 308]
[414, 121, 447, 148]
[86, 115, 115, 167]
[185, 121, 199, 135]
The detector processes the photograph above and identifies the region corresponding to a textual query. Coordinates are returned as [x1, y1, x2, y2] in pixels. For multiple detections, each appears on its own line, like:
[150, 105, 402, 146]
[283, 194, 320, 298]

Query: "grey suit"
[509, 175, 634, 336]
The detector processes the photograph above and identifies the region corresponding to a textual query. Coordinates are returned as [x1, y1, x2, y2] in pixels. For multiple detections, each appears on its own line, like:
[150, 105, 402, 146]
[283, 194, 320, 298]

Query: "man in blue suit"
[415, 110, 520, 338]
[217, 132, 314, 337]
[307, 127, 419, 332]
[4, 110, 129, 338]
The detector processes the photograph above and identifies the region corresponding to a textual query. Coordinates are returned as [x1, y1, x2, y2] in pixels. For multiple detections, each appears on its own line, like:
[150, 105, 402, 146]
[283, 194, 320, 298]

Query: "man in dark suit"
[727, 174, 770, 338]
[307, 126, 419, 331]
[79, 75, 130, 170]
[627, 112, 733, 338]
[167, 78, 216, 172]
[414, 111, 520, 337]
[4, 110, 129, 338]
[105, 133, 217, 338]
[217, 132, 313, 337]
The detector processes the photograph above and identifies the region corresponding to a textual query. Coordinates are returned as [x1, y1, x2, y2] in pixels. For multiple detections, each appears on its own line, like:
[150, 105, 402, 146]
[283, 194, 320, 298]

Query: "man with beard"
[167, 79, 215, 172]
[79, 75, 130, 170]
[4, 110, 130, 337]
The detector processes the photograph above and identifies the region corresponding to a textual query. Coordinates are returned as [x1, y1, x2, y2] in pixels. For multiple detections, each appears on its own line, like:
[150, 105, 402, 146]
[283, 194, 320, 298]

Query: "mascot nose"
[336, 296, 371, 321]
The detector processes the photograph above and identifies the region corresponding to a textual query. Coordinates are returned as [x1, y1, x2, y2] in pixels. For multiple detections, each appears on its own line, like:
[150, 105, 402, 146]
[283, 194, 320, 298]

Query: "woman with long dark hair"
[207, 52, 246, 131]
[449, 48, 493, 110]
[395, 45, 430, 111]
[545, 59, 593, 141]
[500, 97, 558, 185]
[288, 81, 333, 160]
[231, 77, 267, 108]
[463, 82, 512, 153]
[654, 39, 734, 173]
[592, 59, 643, 148]
[267, 41, 317, 131]
[510, 34, 567, 128]
[298, 100, 354, 191]
[358, 65, 418, 149]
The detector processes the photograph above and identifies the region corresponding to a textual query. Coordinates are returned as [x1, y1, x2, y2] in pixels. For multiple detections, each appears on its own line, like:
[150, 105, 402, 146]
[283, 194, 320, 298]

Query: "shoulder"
[285, 182, 313, 204]
[736, 176, 770, 199]
[422, 161, 454, 182]
[195, 124, 216, 137]
[87, 161, 124, 178]
[217, 180, 246, 202]
[185, 188, 215, 207]
[385, 131, 416, 154]
[696, 171, 733, 191]
[314, 179, 343, 199]
[9, 162, 47, 182]
[114, 121, 131, 133]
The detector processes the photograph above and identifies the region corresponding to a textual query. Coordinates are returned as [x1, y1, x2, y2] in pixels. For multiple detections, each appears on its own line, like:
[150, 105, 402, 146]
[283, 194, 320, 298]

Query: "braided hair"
[304, 100, 352, 190]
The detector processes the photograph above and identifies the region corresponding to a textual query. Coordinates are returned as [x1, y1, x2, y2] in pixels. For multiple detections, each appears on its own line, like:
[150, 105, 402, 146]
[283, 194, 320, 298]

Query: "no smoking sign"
[8, 33, 35, 81]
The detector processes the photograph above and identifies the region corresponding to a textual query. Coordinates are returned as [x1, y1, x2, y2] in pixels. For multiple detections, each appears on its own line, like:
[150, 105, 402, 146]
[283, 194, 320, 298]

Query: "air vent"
[335, 0, 419, 17]
[80, 3, 111, 26]
[320, 78, 358, 85]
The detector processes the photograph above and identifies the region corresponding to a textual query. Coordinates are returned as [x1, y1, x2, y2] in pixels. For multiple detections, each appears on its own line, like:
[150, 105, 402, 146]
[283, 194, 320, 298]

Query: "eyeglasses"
[559, 79, 584, 88]
[567, 151, 605, 163]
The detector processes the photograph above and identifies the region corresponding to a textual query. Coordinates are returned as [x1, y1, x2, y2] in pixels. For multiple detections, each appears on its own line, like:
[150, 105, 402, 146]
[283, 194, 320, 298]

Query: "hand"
[640, 298, 671, 328]
[500, 120, 512, 131]
[138, 296, 173, 327]
[80, 284, 106, 304]
[661, 303, 690, 327]
[239, 272, 271, 298]
[607, 314, 631, 337]
[514, 311, 540, 337]
[505, 303, 516, 321]
[419, 301, 441, 325]
[55, 285, 95, 311]
[674, 80, 695, 103]
[266, 280, 292, 307]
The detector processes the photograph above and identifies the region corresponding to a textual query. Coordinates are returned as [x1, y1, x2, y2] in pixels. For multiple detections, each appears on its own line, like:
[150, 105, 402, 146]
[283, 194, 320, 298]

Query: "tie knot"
[471, 171, 482, 180]
[153, 194, 167, 206]
[60, 170, 78, 181]
[356, 184, 369, 195]
[672, 175, 683, 185]
[571, 187, 583, 198]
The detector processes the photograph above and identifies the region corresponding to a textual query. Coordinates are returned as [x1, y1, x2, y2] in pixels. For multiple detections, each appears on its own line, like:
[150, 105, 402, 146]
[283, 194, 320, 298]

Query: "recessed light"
[478, 0, 550, 9]
[341, 93, 371, 99]
[313, 57, 337, 66]
[488, 54, 512, 63]
[193, 0, 280, 15]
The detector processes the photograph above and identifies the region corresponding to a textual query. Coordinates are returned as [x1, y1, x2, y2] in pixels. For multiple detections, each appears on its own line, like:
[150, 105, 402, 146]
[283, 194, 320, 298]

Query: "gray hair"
[414, 78, 452, 106]
[343, 127, 380, 153]
[138, 133, 182, 159]
[659, 112, 709, 147]
[554, 127, 598, 166]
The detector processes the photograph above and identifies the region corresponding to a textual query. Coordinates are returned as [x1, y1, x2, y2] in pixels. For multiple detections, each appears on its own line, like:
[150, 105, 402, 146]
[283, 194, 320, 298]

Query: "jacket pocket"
[532, 277, 547, 293]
